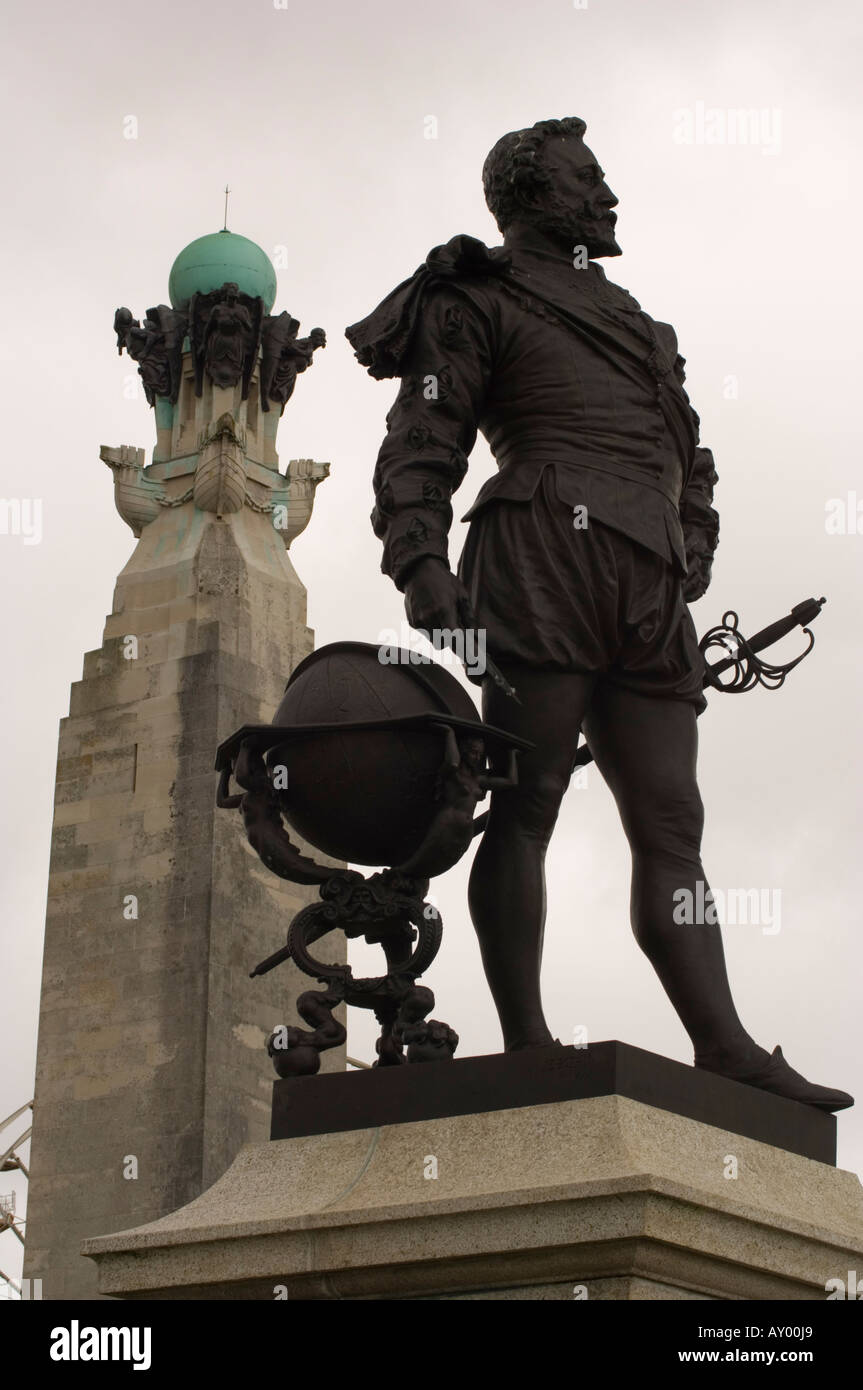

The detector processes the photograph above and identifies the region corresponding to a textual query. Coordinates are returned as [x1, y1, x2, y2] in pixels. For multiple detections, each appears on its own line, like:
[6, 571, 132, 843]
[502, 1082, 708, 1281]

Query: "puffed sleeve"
[370, 287, 495, 590]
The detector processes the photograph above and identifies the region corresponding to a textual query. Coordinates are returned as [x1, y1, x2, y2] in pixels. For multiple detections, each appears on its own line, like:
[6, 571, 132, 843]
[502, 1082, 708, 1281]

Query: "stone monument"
[25, 228, 338, 1300]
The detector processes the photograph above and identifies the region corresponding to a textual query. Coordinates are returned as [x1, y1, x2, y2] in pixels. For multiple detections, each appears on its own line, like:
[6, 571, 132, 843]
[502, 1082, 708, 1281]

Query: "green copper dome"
[168, 230, 277, 311]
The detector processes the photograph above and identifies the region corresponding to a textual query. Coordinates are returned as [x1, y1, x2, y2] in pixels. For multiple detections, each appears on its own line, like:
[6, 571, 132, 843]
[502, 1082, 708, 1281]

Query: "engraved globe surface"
[266, 643, 483, 867]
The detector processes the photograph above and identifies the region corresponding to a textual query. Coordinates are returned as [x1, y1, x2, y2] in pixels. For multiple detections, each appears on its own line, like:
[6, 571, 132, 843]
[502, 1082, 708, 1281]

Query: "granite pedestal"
[83, 1044, 862, 1301]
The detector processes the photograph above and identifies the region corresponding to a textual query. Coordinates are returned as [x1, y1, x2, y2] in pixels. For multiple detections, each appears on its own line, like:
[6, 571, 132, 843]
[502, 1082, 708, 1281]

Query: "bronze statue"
[395, 726, 516, 878]
[346, 117, 852, 1111]
[113, 302, 186, 405]
[113, 287, 323, 412]
[189, 282, 263, 397]
[260, 311, 326, 412]
[143, 304, 186, 404]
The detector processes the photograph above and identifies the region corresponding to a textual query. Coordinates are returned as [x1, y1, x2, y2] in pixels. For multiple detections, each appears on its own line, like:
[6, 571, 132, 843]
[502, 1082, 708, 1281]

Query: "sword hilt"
[573, 595, 826, 769]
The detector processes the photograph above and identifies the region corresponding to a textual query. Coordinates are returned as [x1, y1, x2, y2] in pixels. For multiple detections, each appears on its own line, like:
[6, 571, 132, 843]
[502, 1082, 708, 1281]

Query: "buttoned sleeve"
[673, 354, 719, 600]
[679, 444, 719, 599]
[370, 286, 495, 590]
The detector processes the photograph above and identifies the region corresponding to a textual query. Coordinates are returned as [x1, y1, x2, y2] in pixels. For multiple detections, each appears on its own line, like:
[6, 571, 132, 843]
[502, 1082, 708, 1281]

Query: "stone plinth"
[270, 1041, 837, 1163]
[83, 1081, 863, 1301]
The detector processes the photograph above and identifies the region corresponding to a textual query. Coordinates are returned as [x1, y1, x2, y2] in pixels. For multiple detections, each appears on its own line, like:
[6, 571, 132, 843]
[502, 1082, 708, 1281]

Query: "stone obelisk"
[24, 229, 343, 1300]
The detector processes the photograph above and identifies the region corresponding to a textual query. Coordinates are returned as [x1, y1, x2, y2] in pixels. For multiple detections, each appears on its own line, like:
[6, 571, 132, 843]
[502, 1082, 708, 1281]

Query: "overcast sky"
[2, 0, 861, 1290]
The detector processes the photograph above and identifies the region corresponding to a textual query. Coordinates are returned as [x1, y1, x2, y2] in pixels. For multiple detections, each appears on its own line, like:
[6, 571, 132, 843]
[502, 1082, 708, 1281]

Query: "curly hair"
[483, 117, 588, 233]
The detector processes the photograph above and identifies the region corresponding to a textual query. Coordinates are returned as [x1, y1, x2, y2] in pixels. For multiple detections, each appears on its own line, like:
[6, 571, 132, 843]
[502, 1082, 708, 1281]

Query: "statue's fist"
[403, 556, 474, 634]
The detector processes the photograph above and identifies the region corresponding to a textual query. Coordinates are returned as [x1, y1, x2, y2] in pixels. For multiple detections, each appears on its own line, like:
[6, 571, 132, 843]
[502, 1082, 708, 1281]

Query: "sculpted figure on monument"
[189, 282, 263, 396]
[260, 312, 326, 412]
[113, 306, 138, 354]
[142, 303, 186, 404]
[346, 116, 852, 1111]
[113, 302, 186, 405]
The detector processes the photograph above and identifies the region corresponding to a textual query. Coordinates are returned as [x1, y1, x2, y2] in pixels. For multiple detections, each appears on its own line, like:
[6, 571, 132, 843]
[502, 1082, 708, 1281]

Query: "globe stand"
[249, 867, 458, 1075]
[215, 641, 533, 1082]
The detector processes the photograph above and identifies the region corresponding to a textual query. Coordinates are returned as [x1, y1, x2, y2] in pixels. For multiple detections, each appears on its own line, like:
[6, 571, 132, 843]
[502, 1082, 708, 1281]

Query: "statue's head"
[459, 736, 486, 772]
[483, 117, 620, 258]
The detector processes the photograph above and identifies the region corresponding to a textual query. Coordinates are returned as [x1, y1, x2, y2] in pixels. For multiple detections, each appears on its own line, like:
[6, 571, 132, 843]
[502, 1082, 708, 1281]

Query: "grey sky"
[2, 0, 861, 1289]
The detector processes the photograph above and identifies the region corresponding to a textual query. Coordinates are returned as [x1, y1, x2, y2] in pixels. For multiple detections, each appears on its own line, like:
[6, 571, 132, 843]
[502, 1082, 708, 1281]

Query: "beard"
[526, 189, 621, 258]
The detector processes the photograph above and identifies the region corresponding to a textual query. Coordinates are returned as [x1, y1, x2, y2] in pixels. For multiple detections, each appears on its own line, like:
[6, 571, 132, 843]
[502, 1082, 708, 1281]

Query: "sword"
[483, 652, 521, 704]
[700, 596, 826, 691]
[573, 596, 826, 770]
[415, 596, 522, 704]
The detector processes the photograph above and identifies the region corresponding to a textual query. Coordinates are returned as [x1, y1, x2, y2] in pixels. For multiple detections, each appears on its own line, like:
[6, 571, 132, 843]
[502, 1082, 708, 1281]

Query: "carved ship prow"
[193, 412, 247, 515]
